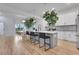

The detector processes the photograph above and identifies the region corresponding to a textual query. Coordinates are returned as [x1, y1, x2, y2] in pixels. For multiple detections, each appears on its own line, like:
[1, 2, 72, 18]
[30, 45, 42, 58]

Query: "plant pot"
[48, 24, 56, 31]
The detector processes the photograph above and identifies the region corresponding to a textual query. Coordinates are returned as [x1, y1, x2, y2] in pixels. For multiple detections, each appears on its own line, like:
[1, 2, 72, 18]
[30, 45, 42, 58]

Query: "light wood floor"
[0, 35, 79, 55]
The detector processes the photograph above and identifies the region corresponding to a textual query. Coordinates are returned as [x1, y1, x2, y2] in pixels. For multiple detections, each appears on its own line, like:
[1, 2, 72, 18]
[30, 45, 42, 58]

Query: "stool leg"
[38, 37, 40, 44]
[39, 38, 41, 48]
[34, 37, 39, 45]
[39, 38, 43, 48]
[44, 39, 46, 51]
[49, 38, 51, 48]
[34, 37, 36, 45]
[44, 38, 51, 51]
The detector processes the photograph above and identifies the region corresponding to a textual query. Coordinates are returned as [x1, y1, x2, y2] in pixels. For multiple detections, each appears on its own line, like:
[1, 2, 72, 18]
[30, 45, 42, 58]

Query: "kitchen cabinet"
[76, 15, 79, 49]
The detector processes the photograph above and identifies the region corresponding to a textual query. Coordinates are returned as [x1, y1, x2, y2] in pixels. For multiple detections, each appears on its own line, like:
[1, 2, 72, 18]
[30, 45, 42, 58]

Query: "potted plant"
[43, 10, 59, 31]
[24, 17, 36, 30]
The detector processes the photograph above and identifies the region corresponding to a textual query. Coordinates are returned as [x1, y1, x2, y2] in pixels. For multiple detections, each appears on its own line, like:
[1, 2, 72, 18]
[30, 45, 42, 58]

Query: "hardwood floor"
[0, 35, 79, 55]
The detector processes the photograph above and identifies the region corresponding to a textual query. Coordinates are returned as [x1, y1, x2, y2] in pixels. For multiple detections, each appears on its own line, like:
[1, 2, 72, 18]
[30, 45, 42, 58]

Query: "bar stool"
[34, 32, 39, 44]
[39, 33, 51, 51]
[30, 32, 38, 44]
[26, 31, 30, 39]
[26, 31, 29, 35]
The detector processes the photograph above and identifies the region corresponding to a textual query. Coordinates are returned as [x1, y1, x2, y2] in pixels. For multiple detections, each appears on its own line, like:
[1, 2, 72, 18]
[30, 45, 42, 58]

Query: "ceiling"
[0, 3, 79, 21]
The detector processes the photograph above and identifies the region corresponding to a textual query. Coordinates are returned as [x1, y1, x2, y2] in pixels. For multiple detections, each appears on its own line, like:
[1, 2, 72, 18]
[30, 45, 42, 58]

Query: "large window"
[15, 23, 26, 32]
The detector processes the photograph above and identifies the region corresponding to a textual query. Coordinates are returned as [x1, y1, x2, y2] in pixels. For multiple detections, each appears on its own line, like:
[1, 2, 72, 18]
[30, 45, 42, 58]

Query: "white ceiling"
[0, 3, 79, 21]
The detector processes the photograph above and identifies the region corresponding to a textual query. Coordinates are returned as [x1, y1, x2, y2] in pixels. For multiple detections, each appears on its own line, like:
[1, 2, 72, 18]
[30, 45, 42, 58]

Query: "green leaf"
[43, 10, 59, 25]
[24, 17, 36, 28]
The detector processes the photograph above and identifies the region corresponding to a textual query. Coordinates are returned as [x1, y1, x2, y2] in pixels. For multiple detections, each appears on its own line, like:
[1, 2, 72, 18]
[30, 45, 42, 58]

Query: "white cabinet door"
[0, 23, 4, 35]
[76, 36, 79, 48]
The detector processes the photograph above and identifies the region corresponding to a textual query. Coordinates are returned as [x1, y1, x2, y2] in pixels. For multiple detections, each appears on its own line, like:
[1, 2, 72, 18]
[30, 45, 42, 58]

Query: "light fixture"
[22, 20, 25, 23]
[65, 3, 71, 5]
[43, 11, 45, 14]
[52, 8, 55, 10]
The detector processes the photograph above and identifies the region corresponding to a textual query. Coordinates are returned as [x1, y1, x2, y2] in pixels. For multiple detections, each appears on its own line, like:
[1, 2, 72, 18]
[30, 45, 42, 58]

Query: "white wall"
[4, 19, 16, 36]
[34, 18, 47, 31]
[0, 15, 16, 36]
[56, 10, 79, 42]
[56, 10, 78, 26]
[0, 16, 5, 35]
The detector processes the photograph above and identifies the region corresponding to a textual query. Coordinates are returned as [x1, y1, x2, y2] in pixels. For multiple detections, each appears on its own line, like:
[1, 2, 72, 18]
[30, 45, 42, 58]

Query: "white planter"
[48, 24, 56, 31]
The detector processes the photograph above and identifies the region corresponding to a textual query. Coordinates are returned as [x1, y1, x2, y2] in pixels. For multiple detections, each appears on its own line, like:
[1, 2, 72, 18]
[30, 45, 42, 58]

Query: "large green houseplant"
[24, 17, 36, 29]
[43, 10, 59, 30]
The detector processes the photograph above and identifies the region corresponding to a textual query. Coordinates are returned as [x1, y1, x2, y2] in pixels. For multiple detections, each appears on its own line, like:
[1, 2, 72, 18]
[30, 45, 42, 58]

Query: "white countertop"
[18, 30, 57, 34]
[28, 30, 57, 34]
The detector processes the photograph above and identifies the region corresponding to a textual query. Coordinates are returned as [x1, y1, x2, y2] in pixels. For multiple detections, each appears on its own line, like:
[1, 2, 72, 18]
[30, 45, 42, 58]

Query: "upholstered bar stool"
[39, 33, 51, 51]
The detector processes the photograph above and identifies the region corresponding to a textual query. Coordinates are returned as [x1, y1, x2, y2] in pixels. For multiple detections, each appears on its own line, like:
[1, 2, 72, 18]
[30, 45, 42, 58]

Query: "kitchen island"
[26, 31, 58, 48]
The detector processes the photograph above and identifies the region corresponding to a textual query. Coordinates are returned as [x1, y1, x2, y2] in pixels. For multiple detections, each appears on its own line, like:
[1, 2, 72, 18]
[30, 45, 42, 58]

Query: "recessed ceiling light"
[22, 20, 25, 23]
